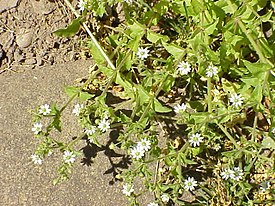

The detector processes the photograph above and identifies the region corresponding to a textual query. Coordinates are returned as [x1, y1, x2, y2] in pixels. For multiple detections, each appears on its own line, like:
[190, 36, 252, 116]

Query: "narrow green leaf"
[65, 86, 80, 98]
[147, 30, 169, 43]
[53, 18, 81, 37]
[162, 41, 185, 60]
[262, 136, 275, 149]
[244, 60, 272, 75]
[153, 99, 172, 113]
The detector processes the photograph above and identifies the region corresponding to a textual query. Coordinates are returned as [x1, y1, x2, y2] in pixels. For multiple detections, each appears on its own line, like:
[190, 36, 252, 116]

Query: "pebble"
[0, 45, 3, 60]
[24, 58, 36, 65]
[36, 56, 44, 66]
[16, 30, 33, 48]
[13, 49, 24, 62]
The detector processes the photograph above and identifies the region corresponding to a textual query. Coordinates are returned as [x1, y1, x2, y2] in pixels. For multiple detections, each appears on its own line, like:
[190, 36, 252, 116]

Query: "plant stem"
[207, 77, 212, 113]
[63, 0, 116, 70]
[217, 123, 240, 150]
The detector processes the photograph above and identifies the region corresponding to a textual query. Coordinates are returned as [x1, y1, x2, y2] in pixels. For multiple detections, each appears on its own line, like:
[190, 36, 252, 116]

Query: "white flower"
[229, 93, 244, 108]
[122, 184, 134, 196]
[213, 143, 221, 151]
[206, 65, 218, 77]
[124, 0, 133, 3]
[85, 126, 96, 136]
[271, 128, 275, 135]
[137, 139, 151, 152]
[32, 122, 43, 135]
[220, 168, 234, 180]
[174, 103, 187, 113]
[38, 104, 51, 115]
[98, 118, 110, 132]
[184, 176, 198, 191]
[161, 194, 170, 203]
[72, 104, 84, 116]
[137, 47, 150, 60]
[177, 61, 191, 75]
[231, 167, 244, 181]
[148, 203, 158, 206]
[78, 0, 86, 12]
[259, 181, 271, 192]
[31, 154, 43, 165]
[189, 133, 204, 147]
[130, 146, 145, 160]
[63, 151, 76, 164]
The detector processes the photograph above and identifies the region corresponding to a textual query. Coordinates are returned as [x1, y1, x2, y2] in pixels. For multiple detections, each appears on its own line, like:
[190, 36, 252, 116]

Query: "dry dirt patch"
[0, 0, 89, 73]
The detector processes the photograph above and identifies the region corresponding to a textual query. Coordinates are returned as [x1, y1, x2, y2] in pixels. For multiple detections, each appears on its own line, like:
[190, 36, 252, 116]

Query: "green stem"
[217, 123, 240, 150]
[226, 0, 273, 66]
[63, 0, 116, 70]
[100, 50, 132, 98]
[138, 74, 168, 122]
[207, 77, 212, 113]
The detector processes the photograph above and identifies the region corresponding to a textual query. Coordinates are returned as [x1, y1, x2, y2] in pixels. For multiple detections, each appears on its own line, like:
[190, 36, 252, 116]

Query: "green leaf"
[262, 136, 275, 149]
[115, 72, 134, 99]
[128, 21, 145, 38]
[162, 75, 175, 92]
[98, 65, 113, 77]
[162, 42, 185, 60]
[243, 61, 272, 75]
[52, 106, 61, 132]
[189, 112, 209, 124]
[153, 99, 172, 113]
[147, 30, 169, 43]
[65, 86, 93, 101]
[136, 85, 150, 106]
[87, 41, 106, 65]
[250, 85, 262, 103]
[79, 91, 94, 101]
[65, 86, 80, 98]
[53, 18, 81, 37]
[191, 0, 205, 14]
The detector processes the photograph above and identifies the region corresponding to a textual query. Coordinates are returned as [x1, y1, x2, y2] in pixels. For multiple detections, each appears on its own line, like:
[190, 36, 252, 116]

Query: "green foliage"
[32, 0, 275, 205]
[53, 18, 82, 37]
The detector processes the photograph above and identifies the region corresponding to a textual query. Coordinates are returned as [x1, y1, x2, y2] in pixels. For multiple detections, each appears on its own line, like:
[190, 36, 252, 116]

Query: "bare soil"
[0, 0, 89, 73]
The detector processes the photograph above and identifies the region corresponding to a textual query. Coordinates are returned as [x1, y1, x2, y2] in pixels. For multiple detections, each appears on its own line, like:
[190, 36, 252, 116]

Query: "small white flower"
[72, 104, 84, 116]
[189, 133, 204, 147]
[231, 167, 244, 181]
[220, 168, 234, 180]
[63, 151, 76, 164]
[137, 47, 150, 60]
[184, 176, 198, 191]
[130, 146, 145, 160]
[271, 128, 275, 135]
[148, 203, 158, 206]
[32, 122, 43, 135]
[124, 0, 133, 3]
[206, 65, 218, 77]
[122, 184, 134, 196]
[213, 143, 221, 151]
[38, 104, 51, 115]
[259, 181, 271, 192]
[78, 0, 86, 12]
[229, 93, 244, 108]
[98, 118, 110, 132]
[174, 103, 187, 113]
[137, 139, 151, 152]
[31, 154, 43, 165]
[161, 194, 169, 203]
[177, 61, 191, 75]
[85, 126, 96, 136]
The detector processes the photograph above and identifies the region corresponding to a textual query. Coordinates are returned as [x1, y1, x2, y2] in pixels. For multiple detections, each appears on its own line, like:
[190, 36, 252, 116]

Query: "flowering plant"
[31, 0, 275, 205]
